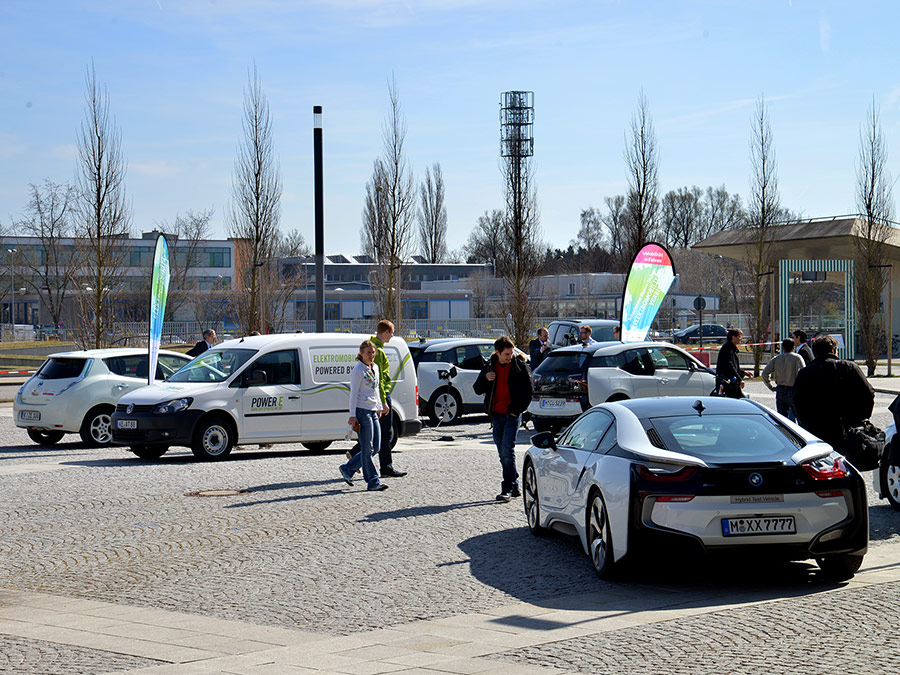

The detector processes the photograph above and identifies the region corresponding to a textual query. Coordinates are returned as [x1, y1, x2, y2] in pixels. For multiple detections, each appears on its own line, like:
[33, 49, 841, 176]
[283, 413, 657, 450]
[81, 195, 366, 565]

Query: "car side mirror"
[531, 430, 557, 450]
[243, 369, 267, 387]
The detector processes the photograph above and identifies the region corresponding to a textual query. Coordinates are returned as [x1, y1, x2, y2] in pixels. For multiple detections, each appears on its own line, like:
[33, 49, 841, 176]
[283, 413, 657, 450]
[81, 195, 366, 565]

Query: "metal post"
[313, 105, 324, 332]
[7, 248, 16, 334]
[889, 265, 893, 376]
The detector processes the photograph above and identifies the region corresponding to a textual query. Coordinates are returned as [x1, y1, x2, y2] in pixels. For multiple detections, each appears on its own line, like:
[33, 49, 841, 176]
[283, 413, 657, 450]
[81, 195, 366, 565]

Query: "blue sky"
[1, 1, 899, 255]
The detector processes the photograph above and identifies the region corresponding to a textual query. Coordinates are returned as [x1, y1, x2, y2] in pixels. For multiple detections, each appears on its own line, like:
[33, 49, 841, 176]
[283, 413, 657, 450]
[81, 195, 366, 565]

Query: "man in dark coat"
[716, 329, 750, 398]
[187, 328, 217, 357]
[792, 329, 813, 366]
[793, 335, 874, 447]
[474, 336, 533, 502]
[529, 327, 551, 369]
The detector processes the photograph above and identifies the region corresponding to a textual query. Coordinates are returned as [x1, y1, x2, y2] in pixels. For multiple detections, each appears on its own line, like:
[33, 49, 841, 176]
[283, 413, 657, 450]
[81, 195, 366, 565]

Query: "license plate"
[19, 410, 40, 421]
[722, 516, 796, 536]
[539, 398, 567, 409]
[116, 419, 137, 430]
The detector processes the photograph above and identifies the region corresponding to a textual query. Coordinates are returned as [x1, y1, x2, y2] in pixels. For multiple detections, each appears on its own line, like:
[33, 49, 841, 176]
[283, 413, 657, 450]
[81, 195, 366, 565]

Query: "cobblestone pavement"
[0, 381, 898, 673]
[0, 634, 161, 674]
[492, 580, 900, 674]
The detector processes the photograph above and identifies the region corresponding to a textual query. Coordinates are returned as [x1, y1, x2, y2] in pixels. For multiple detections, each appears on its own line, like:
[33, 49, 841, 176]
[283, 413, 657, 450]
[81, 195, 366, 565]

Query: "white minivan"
[110, 333, 421, 460]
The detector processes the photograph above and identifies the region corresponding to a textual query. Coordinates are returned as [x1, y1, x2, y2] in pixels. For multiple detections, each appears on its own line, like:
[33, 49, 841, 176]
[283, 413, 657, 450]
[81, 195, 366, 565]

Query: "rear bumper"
[400, 418, 422, 437]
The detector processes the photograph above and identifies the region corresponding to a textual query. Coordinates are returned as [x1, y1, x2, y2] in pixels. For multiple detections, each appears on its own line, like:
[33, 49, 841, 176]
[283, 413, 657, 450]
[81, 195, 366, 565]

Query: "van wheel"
[879, 451, 900, 511]
[191, 417, 235, 460]
[428, 389, 461, 425]
[27, 429, 65, 446]
[80, 406, 115, 446]
[301, 441, 332, 452]
[130, 445, 168, 460]
[390, 415, 401, 450]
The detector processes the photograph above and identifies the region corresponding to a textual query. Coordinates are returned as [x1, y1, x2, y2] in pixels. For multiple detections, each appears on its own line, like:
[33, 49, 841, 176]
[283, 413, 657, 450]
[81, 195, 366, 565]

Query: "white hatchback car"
[14, 348, 191, 447]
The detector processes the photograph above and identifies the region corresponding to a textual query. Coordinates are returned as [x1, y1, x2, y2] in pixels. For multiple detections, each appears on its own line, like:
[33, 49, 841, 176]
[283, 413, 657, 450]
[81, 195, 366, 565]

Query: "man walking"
[347, 320, 407, 478]
[529, 327, 551, 368]
[716, 329, 751, 398]
[793, 335, 874, 448]
[792, 330, 813, 366]
[474, 336, 533, 502]
[187, 328, 216, 357]
[761, 339, 804, 420]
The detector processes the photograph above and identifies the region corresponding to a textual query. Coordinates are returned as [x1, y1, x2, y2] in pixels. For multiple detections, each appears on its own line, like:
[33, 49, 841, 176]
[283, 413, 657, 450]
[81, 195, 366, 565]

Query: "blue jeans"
[775, 385, 795, 421]
[491, 413, 520, 493]
[341, 408, 381, 489]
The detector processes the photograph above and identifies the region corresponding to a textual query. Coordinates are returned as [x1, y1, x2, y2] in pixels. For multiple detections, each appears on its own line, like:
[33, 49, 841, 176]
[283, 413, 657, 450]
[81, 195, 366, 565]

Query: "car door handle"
[114, 383, 129, 389]
[288, 396, 301, 400]
[658, 378, 669, 384]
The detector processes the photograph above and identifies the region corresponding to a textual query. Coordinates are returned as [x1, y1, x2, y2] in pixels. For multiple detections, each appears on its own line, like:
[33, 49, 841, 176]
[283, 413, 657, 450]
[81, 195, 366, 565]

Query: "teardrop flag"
[620, 243, 675, 343]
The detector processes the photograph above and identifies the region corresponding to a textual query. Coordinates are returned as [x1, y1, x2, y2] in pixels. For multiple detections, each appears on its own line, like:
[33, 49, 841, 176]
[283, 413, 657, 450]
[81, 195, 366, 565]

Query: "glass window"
[557, 411, 614, 451]
[590, 324, 616, 341]
[620, 348, 654, 375]
[158, 354, 189, 379]
[457, 345, 485, 371]
[477, 344, 494, 361]
[169, 349, 256, 383]
[536, 351, 589, 375]
[590, 353, 621, 368]
[104, 355, 148, 379]
[649, 347, 690, 370]
[246, 349, 300, 386]
[37, 358, 88, 380]
[650, 414, 798, 461]
[407, 300, 427, 320]
[596, 420, 617, 454]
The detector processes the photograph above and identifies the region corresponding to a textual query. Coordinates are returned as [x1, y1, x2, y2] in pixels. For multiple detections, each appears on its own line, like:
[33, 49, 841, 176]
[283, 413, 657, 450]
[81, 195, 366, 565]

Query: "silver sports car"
[522, 396, 868, 580]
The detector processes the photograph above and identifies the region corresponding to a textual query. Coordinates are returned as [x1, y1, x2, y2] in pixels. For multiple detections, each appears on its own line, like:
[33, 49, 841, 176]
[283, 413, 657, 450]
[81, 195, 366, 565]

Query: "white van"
[109, 333, 421, 460]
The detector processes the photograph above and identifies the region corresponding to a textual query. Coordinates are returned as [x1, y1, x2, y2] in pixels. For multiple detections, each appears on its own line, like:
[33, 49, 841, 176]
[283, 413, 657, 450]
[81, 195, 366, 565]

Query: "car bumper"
[400, 418, 422, 437]
[110, 410, 204, 446]
[528, 397, 585, 419]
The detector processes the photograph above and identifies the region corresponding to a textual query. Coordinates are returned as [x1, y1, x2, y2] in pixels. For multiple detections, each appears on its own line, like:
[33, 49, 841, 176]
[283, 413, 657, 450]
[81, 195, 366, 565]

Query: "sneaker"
[495, 492, 512, 503]
[510, 486, 521, 498]
[381, 467, 407, 478]
[339, 466, 354, 486]
[367, 483, 389, 492]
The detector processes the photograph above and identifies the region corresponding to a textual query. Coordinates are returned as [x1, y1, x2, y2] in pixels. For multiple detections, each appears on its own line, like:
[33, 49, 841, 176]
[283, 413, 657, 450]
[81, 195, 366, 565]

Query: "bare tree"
[418, 163, 448, 263]
[855, 98, 895, 375]
[623, 91, 660, 264]
[263, 229, 311, 332]
[12, 180, 81, 329]
[463, 209, 505, 264]
[227, 64, 282, 334]
[701, 185, 745, 238]
[745, 96, 781, 374]
[74, 64, 131, 348]
[361, 76, 416, 328]
[158, 209, 214, 322]
[662, 186, 703, 249]
[601, 195, 628, 271]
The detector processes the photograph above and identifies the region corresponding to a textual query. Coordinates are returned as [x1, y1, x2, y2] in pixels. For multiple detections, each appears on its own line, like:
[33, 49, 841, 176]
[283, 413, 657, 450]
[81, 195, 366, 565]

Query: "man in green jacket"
[347, 320, 407, 477]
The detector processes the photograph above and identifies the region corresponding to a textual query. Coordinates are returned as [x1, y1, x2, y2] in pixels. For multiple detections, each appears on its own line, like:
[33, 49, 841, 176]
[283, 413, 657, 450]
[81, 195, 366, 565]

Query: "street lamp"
[7, 248, 16, 329]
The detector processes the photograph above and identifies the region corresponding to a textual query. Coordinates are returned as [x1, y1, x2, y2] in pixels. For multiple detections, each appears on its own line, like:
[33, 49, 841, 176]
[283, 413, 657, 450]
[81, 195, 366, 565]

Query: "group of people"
[717, 328, 875, 447]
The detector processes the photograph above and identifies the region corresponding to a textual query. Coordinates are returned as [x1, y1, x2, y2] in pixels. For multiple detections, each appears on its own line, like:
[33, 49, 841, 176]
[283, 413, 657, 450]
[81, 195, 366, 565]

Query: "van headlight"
[153, 397, 193, 414]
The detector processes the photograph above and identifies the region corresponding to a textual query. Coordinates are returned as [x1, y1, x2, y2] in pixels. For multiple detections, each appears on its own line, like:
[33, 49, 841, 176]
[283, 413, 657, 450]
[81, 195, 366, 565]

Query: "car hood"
[116, 381, 220, 405]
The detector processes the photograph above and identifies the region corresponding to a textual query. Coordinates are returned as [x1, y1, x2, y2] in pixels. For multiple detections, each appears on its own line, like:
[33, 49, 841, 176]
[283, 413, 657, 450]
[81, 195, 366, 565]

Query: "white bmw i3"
[522, 396, 868, 580]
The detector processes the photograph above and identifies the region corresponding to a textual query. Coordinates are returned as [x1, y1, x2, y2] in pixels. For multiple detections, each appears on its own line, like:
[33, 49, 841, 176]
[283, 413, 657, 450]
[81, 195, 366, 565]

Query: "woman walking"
[339, 340, 388, 491]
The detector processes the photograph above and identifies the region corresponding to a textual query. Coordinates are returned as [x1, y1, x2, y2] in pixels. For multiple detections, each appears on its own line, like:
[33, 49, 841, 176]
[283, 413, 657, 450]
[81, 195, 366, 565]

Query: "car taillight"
[415, 385, 419, 406]
[655, 495, 694, 502]
[802, 457, 849, 480]
[815, 490, 843, 498]
[637, 465, 699, 482]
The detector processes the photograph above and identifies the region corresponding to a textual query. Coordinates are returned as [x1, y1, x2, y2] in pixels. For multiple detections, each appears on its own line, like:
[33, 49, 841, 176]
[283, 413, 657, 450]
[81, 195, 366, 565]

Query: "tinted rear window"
[38, 358, 87, 380]
[591, 325, 616, 341]
[649, 414, 797, 462]
[536, 352, 589, 375]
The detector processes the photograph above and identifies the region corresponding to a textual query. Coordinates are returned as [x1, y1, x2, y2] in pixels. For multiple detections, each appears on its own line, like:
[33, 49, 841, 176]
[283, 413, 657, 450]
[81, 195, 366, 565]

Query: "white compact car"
[410, 338, 528, 424]
[523, 396, 868, 580]
[875, 422, 900, 510]
[529, 341, 717, 432]
[14, 348, 192, 447]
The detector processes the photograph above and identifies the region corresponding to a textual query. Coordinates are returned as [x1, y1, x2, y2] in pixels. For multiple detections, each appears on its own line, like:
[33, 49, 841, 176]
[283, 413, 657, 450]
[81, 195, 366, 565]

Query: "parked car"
[522, 396, 869, 580]
[410, 338, 528, 425]
[546, 319, 619, 347]
[14, 348, 192, 447]
[528, 341, 716, 432]
[875, 422, 900, 510]
[672, 323, 728, 345]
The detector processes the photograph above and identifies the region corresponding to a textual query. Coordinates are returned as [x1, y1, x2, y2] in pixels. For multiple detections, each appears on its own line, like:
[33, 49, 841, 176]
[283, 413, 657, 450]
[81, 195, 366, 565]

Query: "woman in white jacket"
[339, 340, 388, 491]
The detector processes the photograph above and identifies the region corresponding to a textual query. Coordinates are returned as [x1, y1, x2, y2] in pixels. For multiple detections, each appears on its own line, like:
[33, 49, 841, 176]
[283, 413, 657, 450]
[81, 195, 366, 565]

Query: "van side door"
[238, 349, 303, 442]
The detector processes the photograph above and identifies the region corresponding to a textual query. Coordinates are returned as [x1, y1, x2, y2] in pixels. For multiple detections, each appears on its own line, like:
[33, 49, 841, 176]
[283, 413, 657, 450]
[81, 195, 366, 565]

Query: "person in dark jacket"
[529, 327, 551, 369]
[187, 328, 216, 357]
[715, 329, 750, 398]
[474, 335, 533, 502]
[792, 329, 813, 366]
[793, 335, 874, 447]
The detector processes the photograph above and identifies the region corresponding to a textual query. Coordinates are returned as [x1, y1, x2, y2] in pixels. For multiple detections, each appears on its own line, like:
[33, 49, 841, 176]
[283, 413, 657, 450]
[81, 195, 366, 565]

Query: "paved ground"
[0, 380, 898, 673]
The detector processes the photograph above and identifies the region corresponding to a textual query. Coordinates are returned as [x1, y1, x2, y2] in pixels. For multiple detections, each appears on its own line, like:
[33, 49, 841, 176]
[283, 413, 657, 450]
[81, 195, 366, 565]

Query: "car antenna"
[692, 399, 705, 416]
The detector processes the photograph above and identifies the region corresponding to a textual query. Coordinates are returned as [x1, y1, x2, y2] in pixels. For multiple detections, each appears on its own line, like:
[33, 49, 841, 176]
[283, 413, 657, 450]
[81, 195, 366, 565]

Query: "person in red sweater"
[474, 336, 534, 502]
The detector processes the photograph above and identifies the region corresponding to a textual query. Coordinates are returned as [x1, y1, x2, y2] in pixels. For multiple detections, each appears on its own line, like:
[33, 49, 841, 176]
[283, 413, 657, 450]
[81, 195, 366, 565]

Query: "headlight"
[153, 397, 193, 414]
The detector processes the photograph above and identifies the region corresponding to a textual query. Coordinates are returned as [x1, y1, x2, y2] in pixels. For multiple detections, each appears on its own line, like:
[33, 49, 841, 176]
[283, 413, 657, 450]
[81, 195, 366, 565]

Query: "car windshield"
[37, 357, 88, 380]
[168, 348, 256, 383]
[649, 414, 798, 462]
[535, 351, 589, 375]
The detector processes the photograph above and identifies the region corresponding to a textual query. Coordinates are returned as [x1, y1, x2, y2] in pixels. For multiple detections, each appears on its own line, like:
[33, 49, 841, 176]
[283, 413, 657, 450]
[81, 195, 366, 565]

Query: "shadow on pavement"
[361, 500, 498, 522]
[457, 526, 851, 620]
